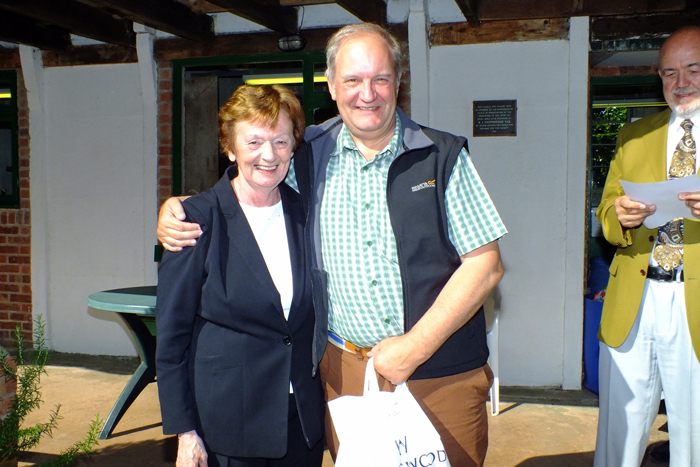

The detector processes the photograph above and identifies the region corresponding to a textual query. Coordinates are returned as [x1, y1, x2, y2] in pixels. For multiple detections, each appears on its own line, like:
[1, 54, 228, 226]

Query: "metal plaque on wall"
[473, 100, 517, 137]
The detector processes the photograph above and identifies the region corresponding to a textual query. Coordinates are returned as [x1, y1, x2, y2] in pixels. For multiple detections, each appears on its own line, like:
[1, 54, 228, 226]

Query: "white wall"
[427, 36, 587, 386]
[34, 64, 156, 355]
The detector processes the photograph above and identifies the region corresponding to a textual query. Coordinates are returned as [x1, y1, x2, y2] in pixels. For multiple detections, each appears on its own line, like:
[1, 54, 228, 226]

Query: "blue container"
[588, 256, 611, 296]
[583, 297, 604, 394]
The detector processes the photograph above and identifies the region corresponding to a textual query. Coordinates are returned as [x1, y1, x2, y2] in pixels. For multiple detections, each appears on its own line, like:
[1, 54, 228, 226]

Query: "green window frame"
[0, 70, 19, 208]
[588, 75, 666, 260]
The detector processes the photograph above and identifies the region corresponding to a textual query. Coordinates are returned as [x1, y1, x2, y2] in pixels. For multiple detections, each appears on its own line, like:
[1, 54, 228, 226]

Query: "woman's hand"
[177, 430, 208, 467]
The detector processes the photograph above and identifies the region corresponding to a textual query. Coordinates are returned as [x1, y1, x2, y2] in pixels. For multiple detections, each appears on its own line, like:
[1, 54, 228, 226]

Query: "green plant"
[0, 316, 102, 465]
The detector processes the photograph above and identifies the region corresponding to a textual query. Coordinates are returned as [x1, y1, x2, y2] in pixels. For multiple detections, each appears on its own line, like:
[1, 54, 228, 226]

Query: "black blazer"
[155, 167, 324, 458]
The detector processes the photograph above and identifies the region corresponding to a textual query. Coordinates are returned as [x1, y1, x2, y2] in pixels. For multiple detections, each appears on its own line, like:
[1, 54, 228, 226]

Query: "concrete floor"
[14, 355, 669, 467]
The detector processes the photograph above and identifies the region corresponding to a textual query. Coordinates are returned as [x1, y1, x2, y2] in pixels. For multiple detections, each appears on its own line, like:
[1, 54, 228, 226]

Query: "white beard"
[671, 89, 700, 118]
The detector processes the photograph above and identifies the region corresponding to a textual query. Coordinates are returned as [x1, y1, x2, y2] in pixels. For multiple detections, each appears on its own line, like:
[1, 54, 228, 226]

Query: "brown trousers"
[320, 343, 493, 467]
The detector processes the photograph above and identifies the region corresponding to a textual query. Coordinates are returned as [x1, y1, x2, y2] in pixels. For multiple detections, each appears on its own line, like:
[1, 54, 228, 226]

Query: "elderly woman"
[155, 85, 324, 467]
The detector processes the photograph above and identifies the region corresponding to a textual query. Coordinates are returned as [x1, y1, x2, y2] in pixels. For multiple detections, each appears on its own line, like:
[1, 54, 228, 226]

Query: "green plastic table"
[88, 286, 157, 439]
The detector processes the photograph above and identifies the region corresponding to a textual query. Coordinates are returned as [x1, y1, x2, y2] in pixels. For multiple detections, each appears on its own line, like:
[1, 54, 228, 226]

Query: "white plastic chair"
[483, 290, 500, 416]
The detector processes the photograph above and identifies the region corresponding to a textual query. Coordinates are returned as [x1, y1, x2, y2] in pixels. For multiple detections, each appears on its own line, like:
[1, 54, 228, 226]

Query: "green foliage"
[590, 106, 629, 187]
[0, 317, 103, 465]
[39, 416, 102, 467]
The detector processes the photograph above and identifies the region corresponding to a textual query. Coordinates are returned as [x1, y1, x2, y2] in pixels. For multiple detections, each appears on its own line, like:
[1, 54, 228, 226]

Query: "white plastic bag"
[328, 357, 451, 467]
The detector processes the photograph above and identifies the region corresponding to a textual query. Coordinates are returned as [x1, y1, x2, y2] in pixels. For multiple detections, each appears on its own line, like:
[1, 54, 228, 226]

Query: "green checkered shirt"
[318, 116, 507, 347]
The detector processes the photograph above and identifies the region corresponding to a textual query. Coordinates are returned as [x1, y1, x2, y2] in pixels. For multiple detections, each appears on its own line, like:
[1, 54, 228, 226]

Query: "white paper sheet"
[620, 176, 700, 228]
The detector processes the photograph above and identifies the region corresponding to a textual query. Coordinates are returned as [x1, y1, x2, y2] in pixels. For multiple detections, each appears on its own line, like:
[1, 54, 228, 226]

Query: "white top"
[239, 200, 294, 320]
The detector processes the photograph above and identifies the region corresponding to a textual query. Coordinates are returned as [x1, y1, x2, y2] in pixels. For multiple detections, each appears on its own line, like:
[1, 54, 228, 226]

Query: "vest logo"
[411, 180, 436, 192]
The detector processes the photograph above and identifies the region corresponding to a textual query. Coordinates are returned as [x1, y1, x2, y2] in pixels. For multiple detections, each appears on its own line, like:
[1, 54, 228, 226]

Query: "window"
[588, 76, 667, 260]
[0, 70, 18, 208]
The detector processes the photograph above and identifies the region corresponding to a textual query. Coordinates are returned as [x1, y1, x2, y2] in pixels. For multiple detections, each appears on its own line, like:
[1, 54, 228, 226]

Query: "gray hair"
[325, 23, 402, 84]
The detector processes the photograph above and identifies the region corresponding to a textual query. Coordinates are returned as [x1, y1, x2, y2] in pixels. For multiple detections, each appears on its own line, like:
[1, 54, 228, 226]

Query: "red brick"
[0, 227, 18, 235]
[9, 294, 30, 303]
[8, 256, 30, 265]
[4, 376, 17, 395]
[158, 101, 172, 114]
[158, 67, 172, 80]
[0, 394, 14, 417]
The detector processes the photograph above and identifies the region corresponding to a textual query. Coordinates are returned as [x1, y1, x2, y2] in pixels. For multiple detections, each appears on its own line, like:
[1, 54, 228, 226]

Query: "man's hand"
[368, 334, 428, 385]
[369, 241, 503, 385]
[177, 430, 208, 467]
[157, 196, 201, 252]
[614, 195, 656, 228]
[680, 191, 700, 217]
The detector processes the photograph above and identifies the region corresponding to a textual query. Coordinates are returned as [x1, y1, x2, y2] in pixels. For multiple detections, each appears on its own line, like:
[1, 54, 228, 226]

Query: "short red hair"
[218, 84, 305, 154]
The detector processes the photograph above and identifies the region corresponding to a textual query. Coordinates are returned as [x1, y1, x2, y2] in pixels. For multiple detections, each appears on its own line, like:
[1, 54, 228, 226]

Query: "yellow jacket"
[596, 108, 700, 362]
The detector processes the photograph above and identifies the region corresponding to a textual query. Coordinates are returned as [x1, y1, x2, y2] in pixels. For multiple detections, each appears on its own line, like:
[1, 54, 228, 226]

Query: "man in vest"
[593, 27, 700, 467]
[158, 23, 506, 467]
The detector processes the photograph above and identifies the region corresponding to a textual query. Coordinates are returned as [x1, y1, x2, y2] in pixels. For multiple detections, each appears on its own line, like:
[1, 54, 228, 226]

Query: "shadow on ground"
[47, 351, 140, 375]
[20, 437, 178, 467]
[514, 442, 669, 467]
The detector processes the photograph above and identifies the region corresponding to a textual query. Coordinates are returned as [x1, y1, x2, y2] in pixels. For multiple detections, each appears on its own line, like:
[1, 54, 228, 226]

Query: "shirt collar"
[669, 111, 700, 130]
[332, 112, 403, 161]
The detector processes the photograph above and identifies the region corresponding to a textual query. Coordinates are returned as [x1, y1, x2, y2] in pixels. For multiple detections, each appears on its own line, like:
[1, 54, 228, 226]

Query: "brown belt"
[328, 331, 372, 358]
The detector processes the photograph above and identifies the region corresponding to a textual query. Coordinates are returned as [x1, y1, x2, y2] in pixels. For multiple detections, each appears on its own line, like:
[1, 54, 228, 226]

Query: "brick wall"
[590, 65, 658, 77]
[0, 72, 31, 348]
[0, 357, 16, 420]
[157, 62, 174, 209]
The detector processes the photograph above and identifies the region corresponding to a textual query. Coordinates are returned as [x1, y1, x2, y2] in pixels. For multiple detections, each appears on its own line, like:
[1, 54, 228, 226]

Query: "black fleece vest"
[297, 125, 489, 380]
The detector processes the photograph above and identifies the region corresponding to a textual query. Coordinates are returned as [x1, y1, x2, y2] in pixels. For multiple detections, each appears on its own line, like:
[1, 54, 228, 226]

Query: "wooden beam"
[42, 43, 138, 67]
[476, 0, 684, 21]
[154, 22, 408, 62]
[0, 0, 134, 48]
[336, 0, 386, 25]
[279, 0, 331, 5]
[430, 18, 569, 46]
[155, 28, 336, 61]
[453, 0, 480, 27]
[81, 0, 214, 43]
[205, 0, 298, 35]
[592, 12, 700, 41]
[0, 10, 71, 51]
